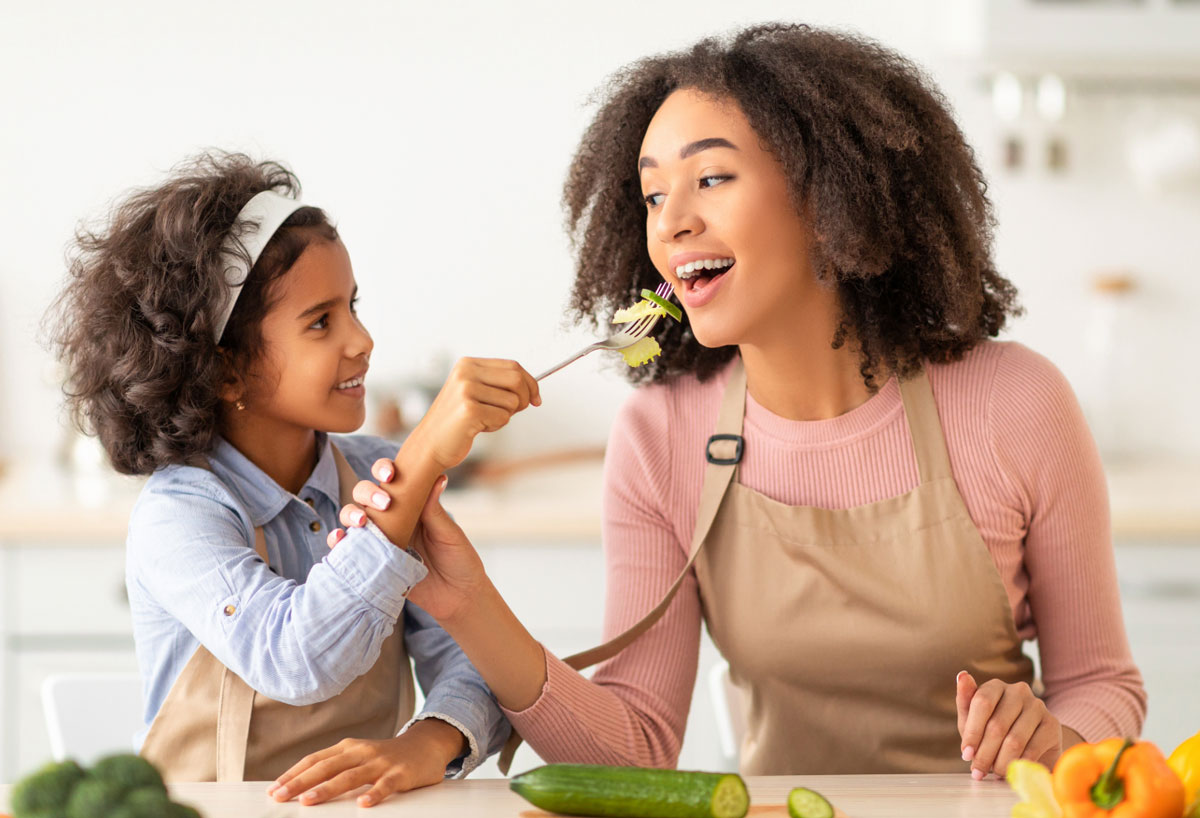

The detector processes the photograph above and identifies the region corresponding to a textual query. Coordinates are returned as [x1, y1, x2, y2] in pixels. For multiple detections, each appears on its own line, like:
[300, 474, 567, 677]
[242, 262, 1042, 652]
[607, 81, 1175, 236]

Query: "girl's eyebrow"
[296, 286, 358, 321]
[639, 137, 740, 170]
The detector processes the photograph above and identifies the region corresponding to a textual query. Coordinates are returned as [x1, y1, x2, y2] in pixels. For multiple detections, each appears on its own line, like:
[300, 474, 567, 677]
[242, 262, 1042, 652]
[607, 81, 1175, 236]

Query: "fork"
[536, 281, 675, 380]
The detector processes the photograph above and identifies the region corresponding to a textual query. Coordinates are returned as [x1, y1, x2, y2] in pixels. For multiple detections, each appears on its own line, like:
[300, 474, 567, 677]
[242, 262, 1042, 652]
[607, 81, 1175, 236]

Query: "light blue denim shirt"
[125, 432, 509, 776]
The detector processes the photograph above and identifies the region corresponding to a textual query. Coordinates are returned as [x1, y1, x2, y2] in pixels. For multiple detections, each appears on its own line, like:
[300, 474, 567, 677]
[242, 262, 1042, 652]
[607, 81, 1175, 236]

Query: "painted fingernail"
[380, 464, 394, 480]
[971, 768, 984, 781]
[962, 745, 975, 761]
[302, 789, 320, 802]
[273, 786, 289, 799]
[373, 491, 390, 509]
[266, 783, 278, 795]
[351, 509, 366, 525]
[956, 671, 967, 683]
[359, 794, 375, 806]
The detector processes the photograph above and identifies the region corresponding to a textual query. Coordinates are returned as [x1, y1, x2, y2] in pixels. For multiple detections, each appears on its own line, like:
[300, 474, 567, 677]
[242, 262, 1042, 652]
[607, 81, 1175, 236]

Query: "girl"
[50, 152, 539, 806]
[311, 22, 1146, 792]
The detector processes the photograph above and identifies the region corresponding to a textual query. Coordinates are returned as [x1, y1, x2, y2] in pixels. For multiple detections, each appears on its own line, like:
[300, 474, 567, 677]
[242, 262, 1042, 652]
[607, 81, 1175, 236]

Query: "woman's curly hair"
[564, 23, 1020, 387]
[48, 152, 337, 475]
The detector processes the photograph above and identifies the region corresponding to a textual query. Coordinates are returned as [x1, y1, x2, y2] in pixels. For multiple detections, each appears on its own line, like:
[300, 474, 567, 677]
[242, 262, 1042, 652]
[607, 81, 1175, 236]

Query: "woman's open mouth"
[676, 257, 734, 307]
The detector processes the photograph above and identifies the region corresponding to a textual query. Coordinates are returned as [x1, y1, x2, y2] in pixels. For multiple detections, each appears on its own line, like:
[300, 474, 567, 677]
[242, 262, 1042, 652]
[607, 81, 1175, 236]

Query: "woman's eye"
[350, 297, 359, 314]
[643, 192, 665, 208]
[309, 314, 329, 330]
[700, 174, 732, 189]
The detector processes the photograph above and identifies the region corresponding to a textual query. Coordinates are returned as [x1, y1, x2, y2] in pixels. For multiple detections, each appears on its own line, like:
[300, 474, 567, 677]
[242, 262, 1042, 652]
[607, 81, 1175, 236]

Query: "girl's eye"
[643, 192, 665, 208]
[309, 314, 329, 331]
[700, 174, 732, 189]
[350, 296, 359, 314]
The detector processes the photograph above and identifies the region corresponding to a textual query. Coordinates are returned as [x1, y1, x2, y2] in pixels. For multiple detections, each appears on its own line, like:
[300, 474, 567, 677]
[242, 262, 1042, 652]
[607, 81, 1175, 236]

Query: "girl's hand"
[266, 718, 466, 807]
[329, 474, 486, 623]
[407, 358, 540, 472]
[956, 670, 1063, 779]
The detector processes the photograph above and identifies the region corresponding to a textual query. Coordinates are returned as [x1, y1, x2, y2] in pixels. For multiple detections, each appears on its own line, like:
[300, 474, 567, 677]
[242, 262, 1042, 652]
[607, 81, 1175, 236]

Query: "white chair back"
[707, 660, 746, 770]
[41, 673, 144, 764]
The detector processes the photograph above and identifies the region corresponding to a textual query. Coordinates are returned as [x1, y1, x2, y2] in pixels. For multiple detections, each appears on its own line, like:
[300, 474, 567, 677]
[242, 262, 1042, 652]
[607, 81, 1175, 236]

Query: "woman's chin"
[688, 321, 744, 351]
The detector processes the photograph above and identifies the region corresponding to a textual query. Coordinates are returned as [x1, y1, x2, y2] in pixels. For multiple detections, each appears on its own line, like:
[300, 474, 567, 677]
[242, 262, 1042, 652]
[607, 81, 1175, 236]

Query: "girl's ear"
[216, 349, 247, 406]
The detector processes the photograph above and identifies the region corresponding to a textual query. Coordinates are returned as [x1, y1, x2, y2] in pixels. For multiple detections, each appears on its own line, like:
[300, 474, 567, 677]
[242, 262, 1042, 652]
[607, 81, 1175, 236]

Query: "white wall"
[1, 0, 1196, 465]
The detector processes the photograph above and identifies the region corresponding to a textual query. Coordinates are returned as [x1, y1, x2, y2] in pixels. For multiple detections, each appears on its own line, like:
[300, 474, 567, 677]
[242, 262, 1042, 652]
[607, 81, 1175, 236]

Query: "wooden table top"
[4, 773, 1020, 817]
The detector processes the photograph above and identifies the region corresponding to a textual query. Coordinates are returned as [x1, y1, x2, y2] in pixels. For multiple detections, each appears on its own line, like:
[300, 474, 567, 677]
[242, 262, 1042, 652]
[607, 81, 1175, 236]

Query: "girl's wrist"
[406, 717, 468, 764]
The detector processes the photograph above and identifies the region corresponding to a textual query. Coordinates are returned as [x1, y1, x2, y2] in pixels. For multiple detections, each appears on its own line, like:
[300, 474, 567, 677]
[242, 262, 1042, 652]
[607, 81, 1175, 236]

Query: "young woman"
[50, 153, 539, 806]
[290, 23, 1145, 795]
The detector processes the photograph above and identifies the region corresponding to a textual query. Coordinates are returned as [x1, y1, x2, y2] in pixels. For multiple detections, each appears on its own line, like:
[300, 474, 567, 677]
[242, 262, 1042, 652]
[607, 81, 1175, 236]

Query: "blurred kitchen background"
[1, 0, 1198, 784]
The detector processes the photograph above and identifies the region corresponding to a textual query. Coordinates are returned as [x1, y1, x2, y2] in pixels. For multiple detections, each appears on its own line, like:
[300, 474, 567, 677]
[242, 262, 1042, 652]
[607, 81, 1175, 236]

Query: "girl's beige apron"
[499, 358, 1031, 775]
[140, 446, 417, 782]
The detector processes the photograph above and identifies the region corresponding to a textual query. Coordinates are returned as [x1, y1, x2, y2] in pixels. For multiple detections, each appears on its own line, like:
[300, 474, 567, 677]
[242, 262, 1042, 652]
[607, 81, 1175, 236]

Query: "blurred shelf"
[2, 457, 1197, 545]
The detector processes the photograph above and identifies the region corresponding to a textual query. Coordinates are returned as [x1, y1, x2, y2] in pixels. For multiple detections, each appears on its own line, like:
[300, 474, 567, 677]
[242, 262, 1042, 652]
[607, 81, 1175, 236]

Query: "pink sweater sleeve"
[986, 346, 1146, 740]
[501, 384, 698, 766]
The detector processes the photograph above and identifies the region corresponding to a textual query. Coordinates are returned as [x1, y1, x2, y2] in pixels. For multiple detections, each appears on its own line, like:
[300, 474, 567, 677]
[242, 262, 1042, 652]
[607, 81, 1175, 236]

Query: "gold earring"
[235, 399, 246, 411]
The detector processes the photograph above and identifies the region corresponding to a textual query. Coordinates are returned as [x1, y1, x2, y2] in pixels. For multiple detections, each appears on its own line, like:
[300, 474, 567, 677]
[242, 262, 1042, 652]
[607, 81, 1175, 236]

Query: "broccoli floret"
[10, 759, 86, 817]
[105, 785, 173, 818]
[65, 778, 125, 818]
[167, 804, 201, 818]
[88, 755, 166, 795]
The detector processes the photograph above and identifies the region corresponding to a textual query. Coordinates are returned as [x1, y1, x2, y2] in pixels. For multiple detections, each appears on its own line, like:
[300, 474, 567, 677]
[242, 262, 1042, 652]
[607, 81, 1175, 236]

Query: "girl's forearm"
[440, 578, 548, 712]
[364, 434, 446, 547]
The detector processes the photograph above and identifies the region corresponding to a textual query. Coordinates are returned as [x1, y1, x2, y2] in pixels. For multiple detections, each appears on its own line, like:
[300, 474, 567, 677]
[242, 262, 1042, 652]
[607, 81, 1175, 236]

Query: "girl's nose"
[348, 318, 374, 359]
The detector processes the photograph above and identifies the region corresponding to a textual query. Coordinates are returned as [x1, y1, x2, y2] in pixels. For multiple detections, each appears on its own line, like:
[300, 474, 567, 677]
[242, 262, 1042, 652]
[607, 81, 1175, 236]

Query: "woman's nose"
[654, 190, 704, 244]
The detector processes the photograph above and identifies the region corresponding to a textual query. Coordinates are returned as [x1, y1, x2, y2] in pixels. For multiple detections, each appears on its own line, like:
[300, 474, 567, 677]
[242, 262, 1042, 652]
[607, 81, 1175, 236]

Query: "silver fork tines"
[536, 282, 674, 381]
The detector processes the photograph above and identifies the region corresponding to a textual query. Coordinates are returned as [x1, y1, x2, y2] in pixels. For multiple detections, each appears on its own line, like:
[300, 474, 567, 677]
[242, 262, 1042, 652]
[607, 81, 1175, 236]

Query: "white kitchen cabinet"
[975, 0, 1200, 63]
[1114, 541, 1200, 752]
[0, 543, 135, 783]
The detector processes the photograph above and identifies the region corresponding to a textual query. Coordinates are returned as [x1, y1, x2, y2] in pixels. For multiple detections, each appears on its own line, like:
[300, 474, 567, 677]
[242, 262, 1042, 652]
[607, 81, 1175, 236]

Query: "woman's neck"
[738, 297, 877, 421]
[220, 415, 319, 496]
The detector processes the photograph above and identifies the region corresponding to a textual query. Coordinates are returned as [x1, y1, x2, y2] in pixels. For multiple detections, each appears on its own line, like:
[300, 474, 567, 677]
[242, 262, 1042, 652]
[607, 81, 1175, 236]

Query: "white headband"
[214, 190, 306, 342]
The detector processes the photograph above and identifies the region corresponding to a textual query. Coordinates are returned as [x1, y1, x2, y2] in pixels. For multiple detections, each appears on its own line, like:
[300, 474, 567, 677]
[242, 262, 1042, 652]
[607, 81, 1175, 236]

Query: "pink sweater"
[502, 341, 1146, 767]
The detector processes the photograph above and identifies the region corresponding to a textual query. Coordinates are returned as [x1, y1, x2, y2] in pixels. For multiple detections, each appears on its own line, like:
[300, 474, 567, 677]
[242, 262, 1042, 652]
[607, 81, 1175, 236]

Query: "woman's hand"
[956, 670, 1065, 779]
[329, 468, 486, 623]
[266, 718, 466, 807]
[406, 358, 540, 472]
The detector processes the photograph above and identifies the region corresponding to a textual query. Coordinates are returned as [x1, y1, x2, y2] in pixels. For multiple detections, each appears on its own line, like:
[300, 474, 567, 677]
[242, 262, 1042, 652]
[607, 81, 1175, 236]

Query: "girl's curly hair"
[564, 23, 1020, 387]
[48, 152, 337, 475]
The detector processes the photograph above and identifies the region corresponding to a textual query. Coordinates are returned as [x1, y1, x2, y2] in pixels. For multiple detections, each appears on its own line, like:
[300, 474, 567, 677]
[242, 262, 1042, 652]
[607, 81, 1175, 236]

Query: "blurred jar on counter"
[1082, 271, 1138, 463]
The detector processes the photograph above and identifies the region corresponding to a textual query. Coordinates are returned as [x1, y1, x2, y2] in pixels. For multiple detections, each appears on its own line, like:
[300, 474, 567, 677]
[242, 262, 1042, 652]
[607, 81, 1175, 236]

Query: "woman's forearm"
[439, 578, 548, 712]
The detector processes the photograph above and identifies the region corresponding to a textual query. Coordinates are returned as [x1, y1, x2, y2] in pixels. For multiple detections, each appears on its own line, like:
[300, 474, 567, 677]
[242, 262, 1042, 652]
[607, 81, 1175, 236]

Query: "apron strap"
[498, 358, 748, 773]
[213, 442, 358, 781]
[897, 369, 953, 484]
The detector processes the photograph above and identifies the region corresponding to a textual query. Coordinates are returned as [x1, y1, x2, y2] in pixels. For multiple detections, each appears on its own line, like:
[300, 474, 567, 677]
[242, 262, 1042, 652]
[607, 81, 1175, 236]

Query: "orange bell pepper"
[1053, 738, 1185, 818]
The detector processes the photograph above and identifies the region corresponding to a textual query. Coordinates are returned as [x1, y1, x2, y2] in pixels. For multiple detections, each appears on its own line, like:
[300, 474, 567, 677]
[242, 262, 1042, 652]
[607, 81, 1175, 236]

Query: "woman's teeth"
[676, 258, 734, 279]
[336, 376, 364, 389]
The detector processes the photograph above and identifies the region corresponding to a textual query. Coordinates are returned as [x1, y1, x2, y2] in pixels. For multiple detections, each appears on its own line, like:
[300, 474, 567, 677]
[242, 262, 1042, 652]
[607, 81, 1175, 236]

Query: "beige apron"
[140, 446, 417, 782]
[499, 357, 1031, 775]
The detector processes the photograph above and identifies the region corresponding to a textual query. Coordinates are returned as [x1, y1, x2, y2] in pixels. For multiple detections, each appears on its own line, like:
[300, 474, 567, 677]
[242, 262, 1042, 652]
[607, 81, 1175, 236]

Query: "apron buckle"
[706, 434, 744, 465]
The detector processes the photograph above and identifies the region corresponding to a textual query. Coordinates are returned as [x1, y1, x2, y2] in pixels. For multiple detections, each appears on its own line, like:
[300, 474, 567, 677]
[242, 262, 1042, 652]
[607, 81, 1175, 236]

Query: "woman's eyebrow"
[639, 137, 740, 170]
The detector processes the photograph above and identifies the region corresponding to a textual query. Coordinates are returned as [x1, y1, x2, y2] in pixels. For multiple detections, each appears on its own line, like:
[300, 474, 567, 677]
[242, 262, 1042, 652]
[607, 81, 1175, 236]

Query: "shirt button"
[304, 497, 314, 507]
[309, 521, 321, 532]
[223, 605, 236, 616]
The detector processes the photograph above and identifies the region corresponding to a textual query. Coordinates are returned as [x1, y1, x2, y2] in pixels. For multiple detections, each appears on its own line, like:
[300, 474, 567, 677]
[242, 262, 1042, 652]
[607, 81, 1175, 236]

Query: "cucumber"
[787, 787, 834, 818]
[510, 764, 749, 818]
[640, 289, 682, 322]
